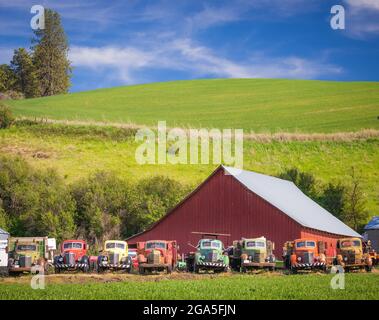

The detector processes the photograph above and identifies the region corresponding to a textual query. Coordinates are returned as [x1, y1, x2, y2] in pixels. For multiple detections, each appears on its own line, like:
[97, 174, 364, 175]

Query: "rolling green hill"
[8, 79, 379, 133]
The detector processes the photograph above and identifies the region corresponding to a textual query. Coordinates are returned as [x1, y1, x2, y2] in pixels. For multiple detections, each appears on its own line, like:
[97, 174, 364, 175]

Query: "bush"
[70, 171, 130, 246]
[0, 103, 14, 129]
[0, 155, 76, 241]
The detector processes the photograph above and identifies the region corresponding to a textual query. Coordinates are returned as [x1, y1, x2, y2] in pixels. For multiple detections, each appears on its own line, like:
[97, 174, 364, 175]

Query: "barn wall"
[128, 167, 306, 256]
[365, 230, 379, 251]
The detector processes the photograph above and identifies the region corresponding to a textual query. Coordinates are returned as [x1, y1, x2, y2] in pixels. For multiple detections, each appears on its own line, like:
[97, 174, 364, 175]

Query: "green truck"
[186, 233, 230, 273]
[7, 237, 56, 274]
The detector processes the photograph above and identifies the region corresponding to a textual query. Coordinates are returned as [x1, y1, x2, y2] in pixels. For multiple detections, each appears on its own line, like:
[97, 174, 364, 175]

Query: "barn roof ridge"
[222, 165, 360, 238]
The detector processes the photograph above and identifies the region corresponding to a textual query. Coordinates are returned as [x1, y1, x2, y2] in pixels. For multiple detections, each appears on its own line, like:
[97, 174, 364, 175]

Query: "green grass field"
[1, 123, 378, 213]
[7, 79, 379, 133]
[0, 273, 378, 300]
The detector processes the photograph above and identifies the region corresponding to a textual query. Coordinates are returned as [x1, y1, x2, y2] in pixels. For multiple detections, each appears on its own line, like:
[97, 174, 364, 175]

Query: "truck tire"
[365, 265, 372, 272]
[167, 265, 172, 274]
[0, 267, 9, 277]
[139, 266, 145, 275]
[194, 264, 200, 274]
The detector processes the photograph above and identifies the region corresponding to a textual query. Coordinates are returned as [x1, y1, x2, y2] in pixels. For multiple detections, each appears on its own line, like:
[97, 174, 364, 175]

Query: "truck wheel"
[365, 265, 372, 272]
[290, 266, 297, 274]
[194, 264, 200, 274]
[0, 267, 9, 277]
[54, 266, 61, 274]
[139, 266, 145, 275]
[167, 266, 172, 274]
[241, 266, 247, 273]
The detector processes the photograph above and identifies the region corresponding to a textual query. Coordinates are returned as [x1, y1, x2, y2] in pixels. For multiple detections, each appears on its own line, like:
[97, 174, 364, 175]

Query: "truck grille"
[64, 252, 75, 265]
[303, 252, 314, 264]
[109, 253, 119, 265]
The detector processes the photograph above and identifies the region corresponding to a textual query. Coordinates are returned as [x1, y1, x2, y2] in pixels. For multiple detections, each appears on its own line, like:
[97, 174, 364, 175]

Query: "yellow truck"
[230, 236, 276, 272]
[335, 237, 373, 272]
[7, 237, 56, 274]
[96, 240, 132, 273]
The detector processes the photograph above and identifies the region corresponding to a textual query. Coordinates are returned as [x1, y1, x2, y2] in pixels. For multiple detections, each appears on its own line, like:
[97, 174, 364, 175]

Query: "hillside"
[8, 79, 379, 133]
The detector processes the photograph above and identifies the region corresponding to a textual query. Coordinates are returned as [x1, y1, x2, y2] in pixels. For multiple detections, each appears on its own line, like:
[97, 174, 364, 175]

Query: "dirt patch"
[0, 145, 54, 159]
[0, 271, 285, 285]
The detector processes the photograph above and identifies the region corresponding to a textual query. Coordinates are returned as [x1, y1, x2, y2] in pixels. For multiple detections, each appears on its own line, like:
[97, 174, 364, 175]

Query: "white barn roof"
[223, 166, 360, 238]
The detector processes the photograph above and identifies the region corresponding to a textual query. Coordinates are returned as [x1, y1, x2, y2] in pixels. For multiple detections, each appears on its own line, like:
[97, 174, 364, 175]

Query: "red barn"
[127, 166, 360, 256]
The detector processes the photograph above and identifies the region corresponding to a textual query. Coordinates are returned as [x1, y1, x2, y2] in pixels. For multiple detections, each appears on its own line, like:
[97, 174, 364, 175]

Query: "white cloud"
[345, 0, 379, 11]
[343, 0, 379, 38]
[69, 39, 343, 85]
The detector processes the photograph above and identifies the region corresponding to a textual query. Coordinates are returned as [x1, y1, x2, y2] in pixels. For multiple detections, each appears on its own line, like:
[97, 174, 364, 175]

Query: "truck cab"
[231, 237, 275, 271]
[190, 239, 229, 273]
[7, 237, 51, 274]
[97, 240, 131, 272]
[336, 238, 372, 271]
[283, 238, 327, 272]
[54, 239, 89, 272]
[137, 240, 178, 274]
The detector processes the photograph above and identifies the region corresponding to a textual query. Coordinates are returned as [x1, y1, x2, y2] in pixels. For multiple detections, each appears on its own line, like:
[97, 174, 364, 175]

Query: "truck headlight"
[297, 257, 301, 262]
[344, 257, 348, 261]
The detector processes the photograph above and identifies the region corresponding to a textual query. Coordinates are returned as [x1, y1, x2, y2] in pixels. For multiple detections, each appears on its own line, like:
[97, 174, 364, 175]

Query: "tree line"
[0, 155, 191, 252]
[278, 167, 369, 232]
[0, 9, 70, 99]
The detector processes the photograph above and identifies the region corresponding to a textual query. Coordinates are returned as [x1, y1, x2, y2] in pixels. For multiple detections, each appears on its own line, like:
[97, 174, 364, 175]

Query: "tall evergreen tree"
[10, 48, 39, 98]
[0, 64, 17, 92]
[32, 9, 71, 96]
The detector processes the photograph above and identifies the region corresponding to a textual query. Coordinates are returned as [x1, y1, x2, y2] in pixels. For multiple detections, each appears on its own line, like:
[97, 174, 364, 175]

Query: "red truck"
[53, 240, 90, 273]
[137, 240, 178, 274]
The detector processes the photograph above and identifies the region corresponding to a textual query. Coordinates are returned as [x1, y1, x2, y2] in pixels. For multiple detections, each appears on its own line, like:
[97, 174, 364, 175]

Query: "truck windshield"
[146, 242, 166, 249]
[246, 241, 265, 248]
[16, 245, 36, 251]
[63, 242, 83, 249]
[201, 241, 221, 249]
[296, 241, 315, 248]
[106, 243, 125, 250]
[341, 240, 361, 247]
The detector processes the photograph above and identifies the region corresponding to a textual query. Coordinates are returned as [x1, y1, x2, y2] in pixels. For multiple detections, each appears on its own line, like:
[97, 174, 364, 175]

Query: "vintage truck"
[96, 240, 132, 272]
[53, 239, 90, 273]
[283, 238, 328, 273]
[186, 238, 229, 273]
[137, 240, 178, 274]
[230, 237, 276, 272]
[7, 237, 56, 274]
[334, 237, 373, 272]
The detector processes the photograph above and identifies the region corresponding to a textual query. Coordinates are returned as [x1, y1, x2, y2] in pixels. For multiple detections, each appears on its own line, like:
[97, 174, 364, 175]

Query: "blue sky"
[1, 0, 379, 92]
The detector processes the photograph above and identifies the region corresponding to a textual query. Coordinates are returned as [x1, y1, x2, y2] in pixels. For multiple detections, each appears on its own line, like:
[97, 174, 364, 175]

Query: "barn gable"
[127, 166, 359, 253]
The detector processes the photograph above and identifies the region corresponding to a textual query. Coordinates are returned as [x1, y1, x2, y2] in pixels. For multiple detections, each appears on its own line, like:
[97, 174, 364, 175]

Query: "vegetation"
[7, 79, 379, 133]
[32, 9, 71, 96]
[0, 8, 71, 99]
[0, 273, 378, 300]
[10, 48, 39, 98]
[279, 167, 369, 232]
[0, 103, 14, 129]
[0, 154, 189, 245]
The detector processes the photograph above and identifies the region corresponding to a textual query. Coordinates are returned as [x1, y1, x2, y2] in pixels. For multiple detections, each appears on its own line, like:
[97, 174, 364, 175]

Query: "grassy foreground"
[0, 273, 378, 300]
[8, 79, 379, 133]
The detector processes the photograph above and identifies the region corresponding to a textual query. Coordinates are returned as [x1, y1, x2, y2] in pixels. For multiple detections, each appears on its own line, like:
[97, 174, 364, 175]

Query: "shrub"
[0, 155, 76, 241]
[0, 103, 14, 129]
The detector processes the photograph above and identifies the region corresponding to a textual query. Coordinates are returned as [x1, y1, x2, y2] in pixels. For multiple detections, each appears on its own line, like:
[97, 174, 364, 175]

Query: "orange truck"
[283, 238, 329, 273]
[136, 240, 178, 274]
